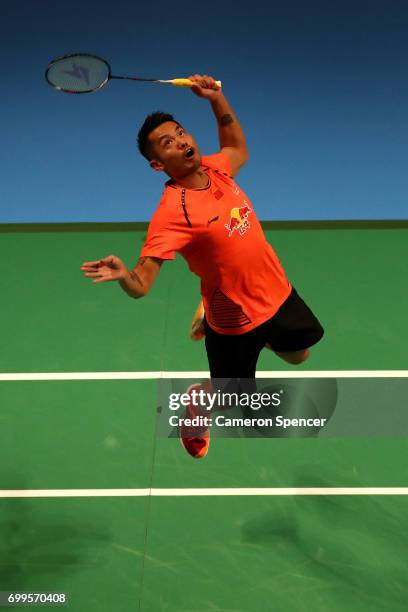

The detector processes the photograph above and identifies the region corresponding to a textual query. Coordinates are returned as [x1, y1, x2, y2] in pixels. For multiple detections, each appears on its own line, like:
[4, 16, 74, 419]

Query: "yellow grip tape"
[172, 78, 222, 89]
[172, 78, 195, 87]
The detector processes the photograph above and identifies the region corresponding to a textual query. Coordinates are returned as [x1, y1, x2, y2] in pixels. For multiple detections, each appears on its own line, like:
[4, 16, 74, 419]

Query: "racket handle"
[171, 78, 222, 89]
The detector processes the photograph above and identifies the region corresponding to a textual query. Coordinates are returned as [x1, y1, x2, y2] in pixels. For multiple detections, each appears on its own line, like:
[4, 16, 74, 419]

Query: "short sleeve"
[140, 205, 191, 260]
[201, 151, 232, 175]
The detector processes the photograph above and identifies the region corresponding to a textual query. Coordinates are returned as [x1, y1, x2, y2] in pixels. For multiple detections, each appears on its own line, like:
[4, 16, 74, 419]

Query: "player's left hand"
[80, 255, 127, 284]
[188, 74, 222, 101]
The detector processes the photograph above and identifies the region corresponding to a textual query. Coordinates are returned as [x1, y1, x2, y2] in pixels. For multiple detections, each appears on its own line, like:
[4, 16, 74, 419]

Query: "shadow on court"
[0, 477, 111, 591]
[241, 470, 408, 611]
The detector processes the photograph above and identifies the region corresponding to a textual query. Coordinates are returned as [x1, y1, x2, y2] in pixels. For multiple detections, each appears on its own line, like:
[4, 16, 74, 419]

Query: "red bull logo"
[224, 203, 252, 237]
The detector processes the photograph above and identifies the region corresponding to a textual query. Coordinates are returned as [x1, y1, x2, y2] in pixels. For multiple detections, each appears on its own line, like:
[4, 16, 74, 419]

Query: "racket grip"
[172, 78, 222, 89]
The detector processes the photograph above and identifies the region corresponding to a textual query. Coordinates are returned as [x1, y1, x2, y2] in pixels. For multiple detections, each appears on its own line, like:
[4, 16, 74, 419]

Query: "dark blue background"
[1, 0, 407, 221]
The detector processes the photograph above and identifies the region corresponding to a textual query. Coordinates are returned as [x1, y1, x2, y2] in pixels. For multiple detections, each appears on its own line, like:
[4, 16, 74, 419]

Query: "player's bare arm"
[80, 255, 162, 298]
[188, 74, 249, 176]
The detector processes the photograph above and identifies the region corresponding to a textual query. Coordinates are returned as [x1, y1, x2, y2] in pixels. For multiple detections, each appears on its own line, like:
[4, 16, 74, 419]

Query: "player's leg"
[181, 308, 264, 458]
[202, 318, 265, 417]
[204, 317, 265, 379]
[190, 299, 205, 341]
[263, 287, 324, 363]
[274, 348, 310, 364]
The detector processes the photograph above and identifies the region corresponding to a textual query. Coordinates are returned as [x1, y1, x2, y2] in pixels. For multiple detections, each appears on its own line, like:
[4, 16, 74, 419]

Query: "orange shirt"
[140, 152, 292, 334]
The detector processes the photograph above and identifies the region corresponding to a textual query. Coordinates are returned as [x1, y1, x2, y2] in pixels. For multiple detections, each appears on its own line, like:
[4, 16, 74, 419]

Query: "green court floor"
[0, 223, 407, 611]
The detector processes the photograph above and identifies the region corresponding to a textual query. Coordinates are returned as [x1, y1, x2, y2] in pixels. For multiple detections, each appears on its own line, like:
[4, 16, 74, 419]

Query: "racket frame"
[45, 52, 113, 94]
[45, 52, 221, 93]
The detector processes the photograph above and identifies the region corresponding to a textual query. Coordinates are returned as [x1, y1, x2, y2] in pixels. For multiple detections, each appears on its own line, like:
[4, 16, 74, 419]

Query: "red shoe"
[179, 384, 210, 459]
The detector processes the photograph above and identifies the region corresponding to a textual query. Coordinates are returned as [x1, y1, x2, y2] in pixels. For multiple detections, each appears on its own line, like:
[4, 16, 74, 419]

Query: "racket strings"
[46, 55, 110, 93]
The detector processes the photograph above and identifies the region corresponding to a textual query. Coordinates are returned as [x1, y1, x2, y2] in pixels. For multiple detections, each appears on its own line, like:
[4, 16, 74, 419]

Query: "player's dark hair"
[137, 111, 178, 161]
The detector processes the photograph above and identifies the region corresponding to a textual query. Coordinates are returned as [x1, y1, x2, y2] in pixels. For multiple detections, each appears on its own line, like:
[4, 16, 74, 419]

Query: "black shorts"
[204, 286, 324, 378]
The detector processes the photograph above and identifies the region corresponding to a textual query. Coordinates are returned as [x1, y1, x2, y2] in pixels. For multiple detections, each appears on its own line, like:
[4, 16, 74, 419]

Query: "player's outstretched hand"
[80, 255, 128, 284]
[188, 74, 222, 101]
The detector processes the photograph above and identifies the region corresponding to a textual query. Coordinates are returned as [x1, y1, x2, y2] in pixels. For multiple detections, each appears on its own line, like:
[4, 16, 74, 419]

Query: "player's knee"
[275, 348, 310, 365]
[292, 348, 310, 364]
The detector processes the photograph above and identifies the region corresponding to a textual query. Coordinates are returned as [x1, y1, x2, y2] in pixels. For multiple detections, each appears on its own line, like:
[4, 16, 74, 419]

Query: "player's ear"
[150, 158, 165, 172]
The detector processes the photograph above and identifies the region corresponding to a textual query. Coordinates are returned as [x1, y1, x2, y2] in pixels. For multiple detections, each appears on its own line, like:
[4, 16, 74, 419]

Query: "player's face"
[148, 121, 201, 178]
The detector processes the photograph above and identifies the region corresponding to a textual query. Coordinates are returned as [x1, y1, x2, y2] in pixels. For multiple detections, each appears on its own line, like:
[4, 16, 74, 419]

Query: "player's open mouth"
[185, 147, 195, 159]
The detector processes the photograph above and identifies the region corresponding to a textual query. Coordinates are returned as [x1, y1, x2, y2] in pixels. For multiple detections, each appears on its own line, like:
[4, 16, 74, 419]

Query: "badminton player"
[81, 74, 324, 458]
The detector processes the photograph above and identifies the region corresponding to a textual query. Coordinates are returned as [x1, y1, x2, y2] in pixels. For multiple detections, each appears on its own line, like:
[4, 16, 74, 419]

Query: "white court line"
[1, 371, 406, 500]
[0, 370, 407, 381]
[1, 488, 408, 498]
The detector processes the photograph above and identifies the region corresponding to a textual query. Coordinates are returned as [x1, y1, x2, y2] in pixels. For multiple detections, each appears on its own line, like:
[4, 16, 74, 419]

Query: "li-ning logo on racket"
[224, 203, 252, 237]
[61, 63, 90, 86]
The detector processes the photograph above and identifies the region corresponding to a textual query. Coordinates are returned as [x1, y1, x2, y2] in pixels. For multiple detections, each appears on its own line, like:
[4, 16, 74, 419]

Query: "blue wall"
[1, 0, 407, 222]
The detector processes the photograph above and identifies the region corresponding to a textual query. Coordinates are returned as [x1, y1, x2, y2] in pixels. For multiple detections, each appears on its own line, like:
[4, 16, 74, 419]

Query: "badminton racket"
[45, 53, 222, 94]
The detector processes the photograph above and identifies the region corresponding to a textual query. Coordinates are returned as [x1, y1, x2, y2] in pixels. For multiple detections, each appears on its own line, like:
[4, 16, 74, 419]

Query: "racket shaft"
[110, 75, 158, 82]
[111, 75, 222, 88]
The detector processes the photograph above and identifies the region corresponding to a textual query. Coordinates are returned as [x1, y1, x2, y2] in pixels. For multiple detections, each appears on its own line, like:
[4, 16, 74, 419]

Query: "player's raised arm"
[188, 74, 249, 176]
[80, 255, 162, 299]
